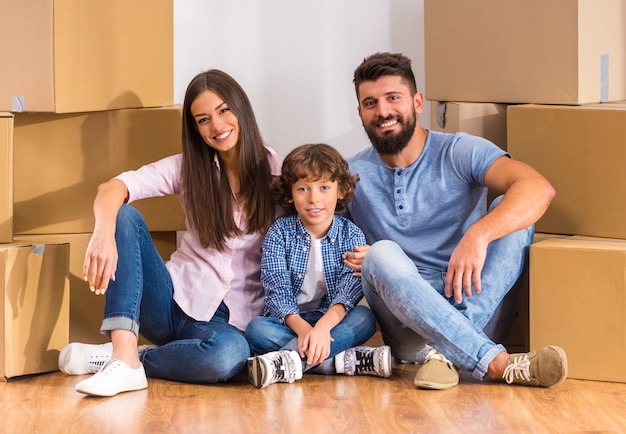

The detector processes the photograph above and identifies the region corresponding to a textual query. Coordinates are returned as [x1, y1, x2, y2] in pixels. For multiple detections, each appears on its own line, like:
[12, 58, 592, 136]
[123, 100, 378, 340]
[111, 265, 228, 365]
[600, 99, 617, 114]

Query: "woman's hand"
[83, 230, 118, 295]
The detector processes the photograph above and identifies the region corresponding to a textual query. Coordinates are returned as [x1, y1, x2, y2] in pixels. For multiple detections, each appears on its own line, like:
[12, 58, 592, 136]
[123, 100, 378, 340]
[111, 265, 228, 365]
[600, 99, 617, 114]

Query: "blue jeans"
[101, 204, 250, 383]
[361, 225, 533, 380]
[245, 305, 377, 374]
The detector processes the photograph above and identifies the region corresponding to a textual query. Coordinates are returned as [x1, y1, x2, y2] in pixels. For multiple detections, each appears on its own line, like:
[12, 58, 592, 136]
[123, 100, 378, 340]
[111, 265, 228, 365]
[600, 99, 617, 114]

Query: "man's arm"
[445, 156, 555, 303]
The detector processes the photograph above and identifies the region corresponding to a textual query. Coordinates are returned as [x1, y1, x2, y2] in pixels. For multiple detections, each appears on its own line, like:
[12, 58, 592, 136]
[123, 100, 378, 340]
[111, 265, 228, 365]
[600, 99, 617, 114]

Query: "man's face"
[357, 75, 419, 156]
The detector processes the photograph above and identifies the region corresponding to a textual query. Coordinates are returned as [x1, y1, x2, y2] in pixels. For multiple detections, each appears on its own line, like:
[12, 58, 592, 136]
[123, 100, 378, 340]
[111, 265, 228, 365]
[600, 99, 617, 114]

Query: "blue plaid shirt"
[261, 213, 367, 320]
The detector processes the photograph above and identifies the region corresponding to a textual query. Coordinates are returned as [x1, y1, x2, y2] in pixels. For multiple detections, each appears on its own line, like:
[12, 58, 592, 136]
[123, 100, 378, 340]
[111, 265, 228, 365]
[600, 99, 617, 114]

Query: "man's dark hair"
[353, 52, 417, 99]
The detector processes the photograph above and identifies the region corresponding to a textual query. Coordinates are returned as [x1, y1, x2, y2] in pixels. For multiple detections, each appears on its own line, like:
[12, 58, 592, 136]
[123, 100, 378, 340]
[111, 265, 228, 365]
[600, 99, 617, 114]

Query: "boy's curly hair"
[273, 143, 359, 215]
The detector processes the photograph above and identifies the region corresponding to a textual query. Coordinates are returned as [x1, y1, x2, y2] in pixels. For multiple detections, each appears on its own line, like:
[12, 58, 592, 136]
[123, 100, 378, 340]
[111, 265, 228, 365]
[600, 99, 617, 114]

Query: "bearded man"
[342, 52, 568, 390]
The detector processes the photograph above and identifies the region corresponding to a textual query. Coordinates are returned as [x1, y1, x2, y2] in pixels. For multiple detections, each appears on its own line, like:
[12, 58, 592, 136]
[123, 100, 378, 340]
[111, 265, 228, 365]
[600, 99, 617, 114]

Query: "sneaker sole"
[75, 379, 148, 397]
[382, 347, 392, 378]
[59, 342, 112, 375]
[59, 345, 80, 375]
[414, 379, 459, 390]
[247, 357, 265, 389]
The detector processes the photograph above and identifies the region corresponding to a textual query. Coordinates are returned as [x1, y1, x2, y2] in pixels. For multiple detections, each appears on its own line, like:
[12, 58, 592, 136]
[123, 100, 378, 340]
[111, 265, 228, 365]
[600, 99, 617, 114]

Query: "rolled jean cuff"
[473, 343, 506, 380]
[100, 316, 140, 339]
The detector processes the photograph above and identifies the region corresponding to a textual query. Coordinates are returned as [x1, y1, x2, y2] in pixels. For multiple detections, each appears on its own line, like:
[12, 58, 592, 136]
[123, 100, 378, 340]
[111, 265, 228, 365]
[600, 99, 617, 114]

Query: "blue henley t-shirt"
[345, 130, 508, 274]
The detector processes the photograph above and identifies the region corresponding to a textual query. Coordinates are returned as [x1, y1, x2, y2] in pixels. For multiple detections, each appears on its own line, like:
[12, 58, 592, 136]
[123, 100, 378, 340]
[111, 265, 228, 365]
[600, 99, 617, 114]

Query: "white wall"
[174, 0, 428, 158]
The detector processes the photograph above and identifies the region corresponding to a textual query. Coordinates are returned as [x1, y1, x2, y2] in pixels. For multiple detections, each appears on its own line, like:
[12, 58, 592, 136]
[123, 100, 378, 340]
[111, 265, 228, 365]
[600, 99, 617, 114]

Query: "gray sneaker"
[336, 345, 392, 378]
[247, 350, 303, 389]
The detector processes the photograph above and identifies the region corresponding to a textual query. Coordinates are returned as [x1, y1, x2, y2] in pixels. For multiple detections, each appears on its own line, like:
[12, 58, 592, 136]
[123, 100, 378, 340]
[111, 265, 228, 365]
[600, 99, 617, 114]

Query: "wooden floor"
[3, 339, 626, 433]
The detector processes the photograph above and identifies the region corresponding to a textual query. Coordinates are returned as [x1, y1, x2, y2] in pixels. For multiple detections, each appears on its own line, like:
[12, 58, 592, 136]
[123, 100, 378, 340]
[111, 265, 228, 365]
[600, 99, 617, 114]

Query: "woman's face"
[190, 90, 240, 155]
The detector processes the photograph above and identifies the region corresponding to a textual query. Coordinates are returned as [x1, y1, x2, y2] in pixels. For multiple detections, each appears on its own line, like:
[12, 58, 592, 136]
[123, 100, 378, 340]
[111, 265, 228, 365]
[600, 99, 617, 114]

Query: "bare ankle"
[487, 351, 510, 380]
[110, 330, 141, 368]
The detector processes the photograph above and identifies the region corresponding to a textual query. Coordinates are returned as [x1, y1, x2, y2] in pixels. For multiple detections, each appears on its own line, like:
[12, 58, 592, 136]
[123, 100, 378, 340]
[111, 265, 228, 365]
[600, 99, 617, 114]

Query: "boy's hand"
[302, 327, 333, 365]
[342, 245, 370, 277]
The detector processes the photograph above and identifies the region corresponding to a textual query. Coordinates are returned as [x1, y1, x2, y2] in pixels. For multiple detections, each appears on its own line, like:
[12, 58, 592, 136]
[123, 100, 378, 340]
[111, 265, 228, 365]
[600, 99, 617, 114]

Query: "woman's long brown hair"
[181, 70, 275, 251]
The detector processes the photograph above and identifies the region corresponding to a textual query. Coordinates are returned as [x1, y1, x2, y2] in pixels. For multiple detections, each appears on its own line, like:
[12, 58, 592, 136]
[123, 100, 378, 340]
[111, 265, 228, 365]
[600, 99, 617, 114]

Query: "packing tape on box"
[600, 53, 609, 103]
[12, 96, 25, 112]
[33, 244, 44, 255]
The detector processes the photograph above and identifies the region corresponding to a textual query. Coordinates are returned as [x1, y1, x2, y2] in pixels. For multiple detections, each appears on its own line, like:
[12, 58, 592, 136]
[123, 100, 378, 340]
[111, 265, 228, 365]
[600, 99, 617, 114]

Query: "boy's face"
[291, 176, 344, 239]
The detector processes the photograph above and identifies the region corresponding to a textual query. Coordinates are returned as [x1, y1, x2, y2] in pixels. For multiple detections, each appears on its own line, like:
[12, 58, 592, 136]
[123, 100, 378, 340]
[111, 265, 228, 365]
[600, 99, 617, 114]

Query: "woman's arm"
[83, 178, 129, 295]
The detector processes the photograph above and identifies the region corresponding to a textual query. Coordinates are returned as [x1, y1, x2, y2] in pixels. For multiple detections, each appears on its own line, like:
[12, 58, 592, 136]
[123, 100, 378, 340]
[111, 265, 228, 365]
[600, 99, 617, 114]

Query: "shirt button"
[399, 204, 404, 210]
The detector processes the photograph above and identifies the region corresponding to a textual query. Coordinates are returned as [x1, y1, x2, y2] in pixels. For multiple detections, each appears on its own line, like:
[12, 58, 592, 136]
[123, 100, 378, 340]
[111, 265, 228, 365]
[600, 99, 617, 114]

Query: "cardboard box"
[0, 0, 173, 113]
[530, 237, 626, 383]
[424, 0, 626, 104]
[13, 107, 186, 235]
[1, 242, 69, 380]
[508, 103, 626, 239]
[14, 233, 177, 345]
[430, 102, 508, 151]
[0, 113, 12, 243]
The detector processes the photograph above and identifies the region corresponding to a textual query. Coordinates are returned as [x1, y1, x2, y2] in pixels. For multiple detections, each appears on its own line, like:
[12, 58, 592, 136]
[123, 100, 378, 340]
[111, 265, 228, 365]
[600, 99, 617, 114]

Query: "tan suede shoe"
[414, 345, 459, 390]
[503, 346, 568, 387]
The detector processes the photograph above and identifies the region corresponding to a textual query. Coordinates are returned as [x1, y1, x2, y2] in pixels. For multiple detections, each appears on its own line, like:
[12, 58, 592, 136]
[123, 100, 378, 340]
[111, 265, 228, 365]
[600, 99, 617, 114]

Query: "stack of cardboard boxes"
[0, 0, 183, 379]
[424, 0, 626, 382]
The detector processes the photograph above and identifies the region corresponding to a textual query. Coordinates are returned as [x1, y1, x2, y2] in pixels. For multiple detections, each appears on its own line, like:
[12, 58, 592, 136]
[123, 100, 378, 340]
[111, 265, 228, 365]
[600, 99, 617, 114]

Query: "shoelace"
[355, 350, 376, 373]
[502, 354, 531, 384]
[271, 356, 287, 382]
[88, 355, 110, 373]
[270, 353, 298, 383]
[424, 345, 453, 368]
[97, 358, 121, 376]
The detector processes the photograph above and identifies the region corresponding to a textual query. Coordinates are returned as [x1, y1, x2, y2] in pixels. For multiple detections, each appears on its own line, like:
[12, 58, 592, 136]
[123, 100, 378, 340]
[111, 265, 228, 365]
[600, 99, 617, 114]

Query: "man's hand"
[444, 231, 488, 304]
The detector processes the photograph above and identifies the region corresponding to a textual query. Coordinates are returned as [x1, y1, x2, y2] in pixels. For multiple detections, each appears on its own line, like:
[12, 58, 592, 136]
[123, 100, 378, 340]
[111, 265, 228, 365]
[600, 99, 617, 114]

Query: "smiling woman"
[57, 69, 283, 397]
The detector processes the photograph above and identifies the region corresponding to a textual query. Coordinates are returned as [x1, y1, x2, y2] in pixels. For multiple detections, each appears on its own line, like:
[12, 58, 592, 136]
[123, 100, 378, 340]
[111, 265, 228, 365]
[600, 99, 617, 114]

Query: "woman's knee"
[199, 335, 250, 382]
[116, 204, 148, 232]
[115, 204, 149, 241]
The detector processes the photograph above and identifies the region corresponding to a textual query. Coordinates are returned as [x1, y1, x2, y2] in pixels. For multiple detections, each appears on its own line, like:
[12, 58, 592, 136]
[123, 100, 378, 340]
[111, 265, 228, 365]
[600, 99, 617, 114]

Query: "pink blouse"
[116, 148, 282, 331]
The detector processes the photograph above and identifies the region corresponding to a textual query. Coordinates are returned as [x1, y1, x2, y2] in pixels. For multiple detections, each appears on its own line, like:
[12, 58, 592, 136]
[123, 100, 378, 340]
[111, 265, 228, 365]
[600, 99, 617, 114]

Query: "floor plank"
[2, 362, 626, 433]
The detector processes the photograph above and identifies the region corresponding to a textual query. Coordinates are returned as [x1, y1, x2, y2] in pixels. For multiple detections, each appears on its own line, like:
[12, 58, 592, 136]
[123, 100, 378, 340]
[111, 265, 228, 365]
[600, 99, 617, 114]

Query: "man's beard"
[364, 110, 416, 156]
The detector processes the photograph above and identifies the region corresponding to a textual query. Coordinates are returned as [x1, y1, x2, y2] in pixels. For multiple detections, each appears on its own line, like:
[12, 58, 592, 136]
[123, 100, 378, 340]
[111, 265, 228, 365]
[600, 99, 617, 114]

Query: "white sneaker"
[335, 345, 392, 378]
[247, 350, 303, 389]
[74, 359, 148, 397]
[58, 342, 113, 375]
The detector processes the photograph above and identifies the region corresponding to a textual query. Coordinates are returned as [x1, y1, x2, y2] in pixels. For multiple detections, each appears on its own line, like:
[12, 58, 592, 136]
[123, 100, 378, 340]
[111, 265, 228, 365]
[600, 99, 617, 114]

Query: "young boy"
[245, 143, 391, 388]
